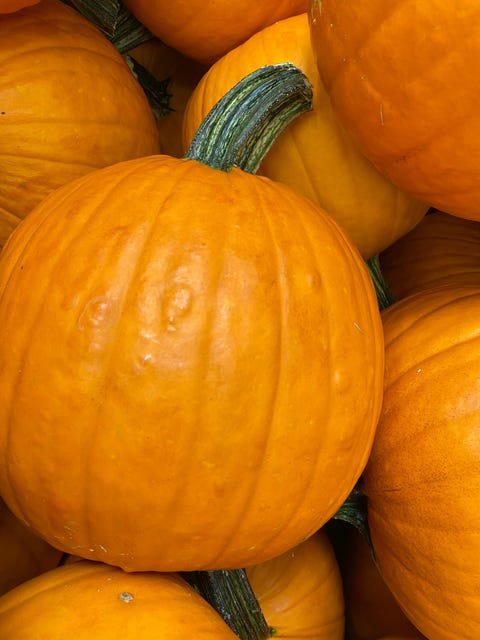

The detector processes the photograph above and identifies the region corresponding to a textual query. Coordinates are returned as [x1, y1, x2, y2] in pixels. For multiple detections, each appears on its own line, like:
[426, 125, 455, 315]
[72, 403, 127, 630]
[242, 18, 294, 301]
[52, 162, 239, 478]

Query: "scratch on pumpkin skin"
[353, 322, 364, 333]
[379, 103, 384, 126]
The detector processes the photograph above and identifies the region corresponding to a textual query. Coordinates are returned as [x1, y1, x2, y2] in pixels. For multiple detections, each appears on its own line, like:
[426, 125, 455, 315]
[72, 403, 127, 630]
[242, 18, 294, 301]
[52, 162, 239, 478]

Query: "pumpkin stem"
[184, 63, 313, 173]
[68, 0, 153, 52]
[332, 479, 375, 558]
[366, 254, 396, 310]
[182, 569, 272, 640]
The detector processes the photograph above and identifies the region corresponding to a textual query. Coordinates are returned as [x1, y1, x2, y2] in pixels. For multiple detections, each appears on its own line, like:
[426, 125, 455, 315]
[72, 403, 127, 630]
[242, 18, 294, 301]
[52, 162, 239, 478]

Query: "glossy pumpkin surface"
[183, 14, 427, 259]
[339, 527, 425, 640]
[0, 498, 62, 597]
[309, 0, 480, 219]
[363, 285, 480, 639]
[0, 560, 237, 638]
[122, 0, 308, 64]
[0, 0, 160, 248]
[380, 210, 480, 300]
[248, 530, 345, 639]
[0, 154, 384, 572]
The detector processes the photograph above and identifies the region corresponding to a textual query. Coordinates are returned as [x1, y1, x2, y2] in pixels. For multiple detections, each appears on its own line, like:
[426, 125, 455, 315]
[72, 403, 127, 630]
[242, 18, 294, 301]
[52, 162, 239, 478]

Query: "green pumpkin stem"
[332, 479, 375, 558]
[68, 0, 153, 52]
[366, 254, 396, 310]
[181, 569, 272, 640]
[185, 63, 313, 173]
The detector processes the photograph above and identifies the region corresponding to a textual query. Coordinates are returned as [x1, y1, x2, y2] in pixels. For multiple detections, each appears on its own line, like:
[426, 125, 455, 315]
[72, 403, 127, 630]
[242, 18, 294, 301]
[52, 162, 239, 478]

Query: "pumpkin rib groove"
[325, 0, 405, 91]
[75, 185, 173, 559]
[0, 176, 101, 524]
[0, 162, 154, 536]
[148, 169, 239, 564]
[205, 176, 288, 564]
[231, 183, 332, 553]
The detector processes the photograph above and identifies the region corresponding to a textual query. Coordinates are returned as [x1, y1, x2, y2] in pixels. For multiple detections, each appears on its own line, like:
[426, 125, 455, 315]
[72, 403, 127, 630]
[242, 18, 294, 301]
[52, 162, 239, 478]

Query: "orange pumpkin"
[0, 0, 160, 248]
[182, 14, 427, 259]
[248, 530, 345, 639]
[309, 0, 480, 220]
[380, 210, 480, 300]
[0, 497, 62, 597]
[0, 0, 39, 12]
[0, 560, 238, 638]
[0, 66, 384, 572]
[122, 0, 308, 64]
[339, 527, 425, 640]
[128, 38, 208, 158]
[363, 285, 480, 639]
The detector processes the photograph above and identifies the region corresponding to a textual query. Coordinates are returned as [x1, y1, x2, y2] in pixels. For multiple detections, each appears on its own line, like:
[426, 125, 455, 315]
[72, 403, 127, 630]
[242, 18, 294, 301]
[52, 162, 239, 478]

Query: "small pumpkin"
[338, 526, 425, 640]
[363, 285, 480, 639]
[0, 0, 160, 248]
[182, 14, 427, 259]
[248, 529, 345, 639]
[309, 0, 480, 219]
[121, 0, 308, 64]
[380, 210, 480, 300]
[0, 66, 384, 572]
[0, 0, 39, 12]
[0, 560, 238, 639]
[0, 497, 62, 597]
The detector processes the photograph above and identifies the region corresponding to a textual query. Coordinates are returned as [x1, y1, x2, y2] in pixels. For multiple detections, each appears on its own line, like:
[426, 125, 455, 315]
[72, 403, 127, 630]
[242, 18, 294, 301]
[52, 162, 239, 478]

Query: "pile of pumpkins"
[0, 1, 479, 639]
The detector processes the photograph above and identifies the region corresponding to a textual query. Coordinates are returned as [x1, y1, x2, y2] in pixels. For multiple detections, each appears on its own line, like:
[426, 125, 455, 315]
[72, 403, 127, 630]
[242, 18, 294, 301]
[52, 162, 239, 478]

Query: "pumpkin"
[0, 497, 62, 597]
[338, 526, 425, 640]
[363, 285, 480, 639]
[182, 14, 427, 260]
[0, 560, 238, 638]
[0, 0, 160, 248]
[121, 0, 308, 64]
[247, 529, 345, 639]
[0, 66, 384, 573]
[128, 38, 208, 158]
[0, 0, 39, 12]
[380, 209, 480, 300]
[309, 0, 480, 220]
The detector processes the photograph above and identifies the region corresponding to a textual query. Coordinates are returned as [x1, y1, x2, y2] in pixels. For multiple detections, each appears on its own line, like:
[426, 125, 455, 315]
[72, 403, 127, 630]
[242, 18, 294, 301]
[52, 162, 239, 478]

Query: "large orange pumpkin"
[0, 0, 160, 248]
[363, 285, 480, 639]
[0, 497, 62, 597]
[0, 560, 238, 638]
[183, 14, 427, 259]
[122, 0, 308, 64]
[0, 66, 384, 572]
[309, 0, 480, 219]
[248, 530, 345, 639]
[380, 210, 480, 300]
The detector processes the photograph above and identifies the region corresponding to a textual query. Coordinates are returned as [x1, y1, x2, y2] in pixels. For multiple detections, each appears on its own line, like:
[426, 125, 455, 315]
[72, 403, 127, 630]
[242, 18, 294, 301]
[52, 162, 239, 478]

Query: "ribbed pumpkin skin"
[309, 0, 480, 219]
[0, 0, 160, 248]
[122, 0, 308, 64]
[363, 286, 480, 639]
[380, 210, 480, 300]
[247, 530, 345, 639]
[0, 561, 237, 639]
[182, 14, 427, 260]
[0, 498, 62, 597]
[0, 155, 384, 572]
